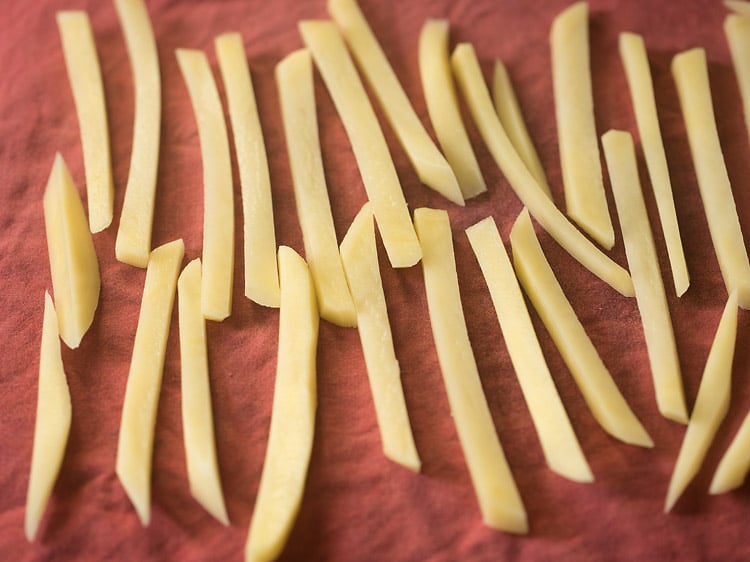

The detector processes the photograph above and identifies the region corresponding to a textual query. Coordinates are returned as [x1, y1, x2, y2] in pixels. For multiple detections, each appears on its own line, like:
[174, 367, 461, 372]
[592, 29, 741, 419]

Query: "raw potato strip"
[711, 410, 750, 493]
[551, 2, 614, 249]
[114, 0, 161, 267]
[414, 207, 527, 534]
[116, 239, 184, 526]
[726, 0, 750, 16]
[340, 204, 420, 471]
[57, 11, 113, 233]
[466, 216, 592, 482]
[672, 48, 750, 309]
[665, 292, 739, 511]
[726, 16, 750, 145]
[450, 43, 634, 298]
[43, 154, 101, 349]
[25, 293, 72, 542]
[328, 0, 463, 205]
[619, 32, 690, 297]
[178, 259, 228, 525]
[602, 130, 687, 423]
[215, 33, 280, 308]
[510, 210, 653, 448]
[245, 246, 319, 562]
[276, 49, 357, 327]
[492, 60, 551, 199]
[300, 21, 421, 268]
[419, 20, 486, 200]
[177, 49, 235, 321]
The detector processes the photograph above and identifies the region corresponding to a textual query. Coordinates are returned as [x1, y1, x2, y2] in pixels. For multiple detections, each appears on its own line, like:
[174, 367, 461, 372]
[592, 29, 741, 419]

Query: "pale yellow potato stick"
[672, 47, 750, 309]
[551, 2, 613, 249]
[414, 207, 527, 534]
[466, 216, 593, 482]
[43, 154, 101, 349]
[328, 0, 463, 205]
[177, 49, 235, 321]
[215, 33, 280, 308]
[25, 293, 72, 542]
[619, 32, 690, 297]
[725, 16, 750, 143]
[418, 19, 486, 200]
[340, 204, 420, 471]
[450, 43, 634, 297]
[114, 0, 161, 267]
[710, 409, 750, 494]
[116, 239, 184, 526]
[665, 292, 739, 511]
[300, 21, 421, 268]
[276, 49, 357, 327]
[602, 130, 687, 424]
[510, 210, 653, 448]
[56, 11, 113, 233]
[726, 0, 750, 16]
[245, 247, 319, 562]
[178, 259, 228, 525]
[492, 59, 551, 199]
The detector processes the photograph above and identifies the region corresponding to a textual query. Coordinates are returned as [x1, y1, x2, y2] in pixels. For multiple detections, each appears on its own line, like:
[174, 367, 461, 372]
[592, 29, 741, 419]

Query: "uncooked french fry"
[726, 0, 750, 16]
[710, 409, 750, 494]
[725, 15, 750, 144]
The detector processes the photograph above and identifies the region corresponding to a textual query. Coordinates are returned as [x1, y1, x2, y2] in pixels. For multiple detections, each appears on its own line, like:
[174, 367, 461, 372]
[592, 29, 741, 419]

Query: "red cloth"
[2, 0, 749, 560]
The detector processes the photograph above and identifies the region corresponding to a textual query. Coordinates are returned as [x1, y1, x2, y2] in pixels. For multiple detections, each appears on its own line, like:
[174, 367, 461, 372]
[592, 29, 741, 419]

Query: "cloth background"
[2, 0, 750, 560]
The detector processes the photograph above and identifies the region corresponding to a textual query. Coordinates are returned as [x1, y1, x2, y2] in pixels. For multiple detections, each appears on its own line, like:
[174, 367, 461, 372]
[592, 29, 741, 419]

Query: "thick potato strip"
[245, 247, 319, 562]
[414, 207, 527, 534]
[711, 410, 750, 494]
[450, 43, 634, 297]
[116, 239, 184, 526]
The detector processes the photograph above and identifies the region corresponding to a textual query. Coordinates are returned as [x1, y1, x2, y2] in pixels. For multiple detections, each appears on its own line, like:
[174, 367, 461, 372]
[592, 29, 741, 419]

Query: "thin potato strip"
[726, 0, 750, 16]
[710, 409, 750, 494]
[726, 16, 750, 145]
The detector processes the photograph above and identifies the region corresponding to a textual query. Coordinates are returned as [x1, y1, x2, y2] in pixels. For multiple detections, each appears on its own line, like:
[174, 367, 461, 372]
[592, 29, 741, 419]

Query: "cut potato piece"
[57, 11, 113, 233]
[177, 48, 235, 321]
[672, 47, 750, 309]
[276, 49, 357, 327]
[328, 0, 463, 205]
[466, 216, 592, 482]
[665, 291, 739, 511]
[510, 210, 653, 448]
[726, 0, 750, 16]
[116, 239, 184, 526]
[245, 246, 319, 562]
[43, 153, 101, 349]
[300, 21, 421, 269]
[725, 16, 750, 145]
[414, 207, 527, 534]
[178, 258, 228, 525]
[419, 19, 486, 200]
[602, 130, 687, 424]
[340, 203, 420, 471]
[619, 32, 690, 297]
[25, 293, 72, 542]
[710, 409, 750, 494]
[215, 32, 280, 308]
[451, 43, 633, 297]
[114, 0, 161, 267]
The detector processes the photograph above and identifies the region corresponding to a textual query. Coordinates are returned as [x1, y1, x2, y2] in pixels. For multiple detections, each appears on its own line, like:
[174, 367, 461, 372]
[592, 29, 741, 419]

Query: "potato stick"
[300, 21, 421, 269]
[328, 0, 463, 205]
[414, 207, 527, 534]
[492, 60, 551, 199]
[466, 216, 592, 482]
[116, 239, 184, 526]
[177, 49, 235, 321]
[114, 0, 161, 267]
[43, 154, 100, 349]
[276, 49, 357, 327]
[215, 33, 280, 308]
[726, 0, 750, 16]
[56, 11, 113, 233]
[25, 293, 72, 542]
[551, 2, 613, 249]
[710, 409, 750, 493]
[665, 291, 739, 511]
[602, 130, 687, 424]
[418, 19, 486, 200]
[725, 16, 750, 145]
[450, 43, 634, 297]
[619, 32, 690, 297]
[245, 246, 319, 562]
[672, 47, 750, 309]
[510, 210, 653, 448]
[178, 259, 228, 525]
[340, 203, 420, 471]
